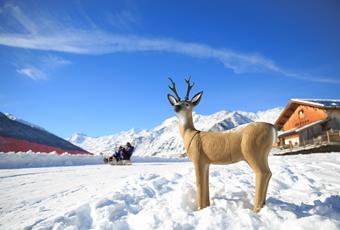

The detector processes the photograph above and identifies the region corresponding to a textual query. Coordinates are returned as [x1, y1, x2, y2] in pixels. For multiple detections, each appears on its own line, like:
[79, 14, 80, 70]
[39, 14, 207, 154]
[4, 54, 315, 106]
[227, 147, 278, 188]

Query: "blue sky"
[1, 0, 339, 138]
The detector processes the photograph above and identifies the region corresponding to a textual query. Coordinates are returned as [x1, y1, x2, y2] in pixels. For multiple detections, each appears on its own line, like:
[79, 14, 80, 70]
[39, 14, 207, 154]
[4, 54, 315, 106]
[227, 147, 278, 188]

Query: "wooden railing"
[280, 130, 340, 150]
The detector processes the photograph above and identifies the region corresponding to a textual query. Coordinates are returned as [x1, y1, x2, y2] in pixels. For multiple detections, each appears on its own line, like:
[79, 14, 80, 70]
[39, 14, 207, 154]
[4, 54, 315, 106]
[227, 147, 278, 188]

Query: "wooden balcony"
[275, 130, 340, 155]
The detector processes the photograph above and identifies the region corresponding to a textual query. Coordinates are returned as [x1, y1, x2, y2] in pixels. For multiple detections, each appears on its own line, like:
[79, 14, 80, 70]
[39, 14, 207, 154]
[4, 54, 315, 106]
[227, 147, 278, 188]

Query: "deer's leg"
[194, 161, 210, 210]
[244, 152, 271, 212]
[193, 162, 203, 210]
[254, 156, 272, 208]
[261, 161, 272, 207]
[253, 168, 271, 212]
[202, 162, 210, 208]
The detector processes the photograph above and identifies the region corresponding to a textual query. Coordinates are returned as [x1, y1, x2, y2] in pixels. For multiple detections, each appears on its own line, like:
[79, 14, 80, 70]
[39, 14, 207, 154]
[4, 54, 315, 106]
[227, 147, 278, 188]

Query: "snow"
[0, 152, 189, 169]
[68, 133, 89, 145]
[1, 153, 339, 229]
[291, 99, 340, 108]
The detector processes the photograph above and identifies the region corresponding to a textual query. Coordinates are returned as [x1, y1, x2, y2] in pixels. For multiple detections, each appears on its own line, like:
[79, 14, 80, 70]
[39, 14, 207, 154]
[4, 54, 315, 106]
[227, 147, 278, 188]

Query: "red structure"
[0, 136, 90, 154]
[0, 112, 91, 155]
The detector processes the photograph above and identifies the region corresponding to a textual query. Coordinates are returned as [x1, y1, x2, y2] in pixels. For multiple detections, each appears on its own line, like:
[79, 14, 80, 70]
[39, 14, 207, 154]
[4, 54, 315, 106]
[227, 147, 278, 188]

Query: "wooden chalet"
[274, 99, 340, 154]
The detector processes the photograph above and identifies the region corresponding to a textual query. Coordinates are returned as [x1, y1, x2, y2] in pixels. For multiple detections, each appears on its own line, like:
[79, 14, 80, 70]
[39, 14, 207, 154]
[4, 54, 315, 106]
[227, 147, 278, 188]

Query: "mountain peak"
[69, 133, 89, 144]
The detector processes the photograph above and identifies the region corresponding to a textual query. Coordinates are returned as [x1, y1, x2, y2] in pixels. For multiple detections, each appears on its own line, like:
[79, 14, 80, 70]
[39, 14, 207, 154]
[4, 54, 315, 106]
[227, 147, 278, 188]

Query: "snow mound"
[28, 153, 340, 230]
[0, 151, 103, 169]
[0, 151, 192, 169]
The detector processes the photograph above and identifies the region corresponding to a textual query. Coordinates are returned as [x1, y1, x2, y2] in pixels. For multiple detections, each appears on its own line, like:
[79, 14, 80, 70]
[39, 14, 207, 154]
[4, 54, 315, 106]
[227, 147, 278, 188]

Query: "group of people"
[111, 142, 134, 162]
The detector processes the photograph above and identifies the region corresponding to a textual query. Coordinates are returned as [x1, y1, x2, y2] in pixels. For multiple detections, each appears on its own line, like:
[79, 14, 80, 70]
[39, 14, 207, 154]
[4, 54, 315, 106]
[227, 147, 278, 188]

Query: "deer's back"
[195, 122, 275, 164]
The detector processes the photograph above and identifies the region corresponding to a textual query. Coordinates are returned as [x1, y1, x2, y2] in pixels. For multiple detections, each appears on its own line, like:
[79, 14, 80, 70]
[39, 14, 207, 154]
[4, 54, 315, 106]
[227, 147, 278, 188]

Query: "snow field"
[3, 153, 338, 230]
[0, 163, 188, 229]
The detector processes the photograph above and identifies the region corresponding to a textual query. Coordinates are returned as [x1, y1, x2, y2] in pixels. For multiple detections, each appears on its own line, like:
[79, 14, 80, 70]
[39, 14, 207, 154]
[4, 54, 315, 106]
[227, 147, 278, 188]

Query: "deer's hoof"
[197, 204, 210, 211]
[252, 206, 262, 213]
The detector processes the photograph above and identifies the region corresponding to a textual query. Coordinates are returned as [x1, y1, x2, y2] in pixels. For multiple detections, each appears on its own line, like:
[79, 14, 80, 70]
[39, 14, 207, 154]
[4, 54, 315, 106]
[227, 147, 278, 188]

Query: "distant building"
[274, 99, 340, 154]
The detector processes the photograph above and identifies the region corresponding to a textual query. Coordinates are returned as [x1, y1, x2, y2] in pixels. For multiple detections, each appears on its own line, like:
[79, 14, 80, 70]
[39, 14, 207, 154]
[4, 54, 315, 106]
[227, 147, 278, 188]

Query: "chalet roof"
[275, 98, 340, 130]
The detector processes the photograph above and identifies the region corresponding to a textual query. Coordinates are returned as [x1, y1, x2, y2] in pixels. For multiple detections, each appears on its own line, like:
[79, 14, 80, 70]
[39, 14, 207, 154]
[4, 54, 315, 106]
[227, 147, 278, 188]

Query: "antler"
[168, 78, 181, 101]
[184, 76, 195, 101]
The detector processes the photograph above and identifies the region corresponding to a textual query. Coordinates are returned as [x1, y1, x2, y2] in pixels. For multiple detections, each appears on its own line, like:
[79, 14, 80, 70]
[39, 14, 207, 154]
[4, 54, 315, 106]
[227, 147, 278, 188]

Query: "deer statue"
[167, 77, 276, 212]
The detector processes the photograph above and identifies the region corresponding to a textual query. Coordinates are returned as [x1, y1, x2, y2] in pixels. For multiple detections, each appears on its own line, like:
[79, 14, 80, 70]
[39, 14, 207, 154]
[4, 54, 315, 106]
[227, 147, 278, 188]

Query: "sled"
[103, 157, 132, 166]
[109, 160, 132, 166]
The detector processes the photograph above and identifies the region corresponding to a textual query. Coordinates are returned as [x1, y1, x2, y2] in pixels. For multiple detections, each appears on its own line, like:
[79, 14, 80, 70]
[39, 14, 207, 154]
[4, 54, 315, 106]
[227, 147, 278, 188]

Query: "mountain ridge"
[69, 107, 282, 157]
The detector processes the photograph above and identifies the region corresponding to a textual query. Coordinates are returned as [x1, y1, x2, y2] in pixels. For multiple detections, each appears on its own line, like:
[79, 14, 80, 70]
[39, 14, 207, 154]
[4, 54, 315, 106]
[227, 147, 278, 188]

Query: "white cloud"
[0, 30, 288, 76]
[16, 67, 46, 80]
[1, 3, 339, 84]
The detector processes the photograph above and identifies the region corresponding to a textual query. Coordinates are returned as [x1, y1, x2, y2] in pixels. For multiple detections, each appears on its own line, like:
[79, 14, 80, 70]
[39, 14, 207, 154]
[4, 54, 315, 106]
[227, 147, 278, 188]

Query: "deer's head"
[167, 77, 203, 114]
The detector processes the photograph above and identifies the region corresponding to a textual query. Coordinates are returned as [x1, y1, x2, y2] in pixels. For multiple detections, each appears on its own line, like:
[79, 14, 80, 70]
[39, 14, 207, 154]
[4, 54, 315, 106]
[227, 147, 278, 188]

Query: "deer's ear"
[167, 94, 178, 106]
[191, 91, 203, 106]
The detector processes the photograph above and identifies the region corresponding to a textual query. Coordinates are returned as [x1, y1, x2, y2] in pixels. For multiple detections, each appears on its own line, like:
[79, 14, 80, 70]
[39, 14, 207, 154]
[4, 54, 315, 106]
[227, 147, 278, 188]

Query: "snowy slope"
[1, 153, 339, 229]
[237, 107, 283, 124]
[69, 108, 282, 157]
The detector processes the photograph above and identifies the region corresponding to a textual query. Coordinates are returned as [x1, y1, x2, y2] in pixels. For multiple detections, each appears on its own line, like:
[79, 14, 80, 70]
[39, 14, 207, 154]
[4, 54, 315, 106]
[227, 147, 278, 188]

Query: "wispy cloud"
[2, 3, 38, 34]
[1, 3, 339, 84]
[12, 54, 71, 80]
[41, 55, 72, 69]
[107, 10, 138, 30]
[16, 67, 46, 80]
[0, 30, 280, 74]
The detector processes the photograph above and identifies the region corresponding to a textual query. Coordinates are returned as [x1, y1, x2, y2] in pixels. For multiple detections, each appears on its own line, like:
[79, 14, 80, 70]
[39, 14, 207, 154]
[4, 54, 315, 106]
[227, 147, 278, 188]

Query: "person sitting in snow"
[123, 142, 134, 160]
[113, 146, 124, 162]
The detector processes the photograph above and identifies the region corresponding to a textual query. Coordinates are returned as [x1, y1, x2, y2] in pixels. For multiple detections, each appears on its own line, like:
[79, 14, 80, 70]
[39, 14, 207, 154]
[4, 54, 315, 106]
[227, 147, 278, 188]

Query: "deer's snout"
[174, 104, 181, 113]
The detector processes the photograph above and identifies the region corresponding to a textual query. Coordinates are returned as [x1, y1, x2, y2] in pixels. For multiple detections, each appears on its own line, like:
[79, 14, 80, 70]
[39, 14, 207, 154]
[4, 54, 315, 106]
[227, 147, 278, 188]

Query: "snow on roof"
[275, 98, 340, 129]
[291, 99, 340, 108]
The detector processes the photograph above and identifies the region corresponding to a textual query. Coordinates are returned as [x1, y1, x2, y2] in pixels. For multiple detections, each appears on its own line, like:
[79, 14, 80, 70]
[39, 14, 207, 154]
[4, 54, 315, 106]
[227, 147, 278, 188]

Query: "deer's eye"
[184, 102, 190, 108]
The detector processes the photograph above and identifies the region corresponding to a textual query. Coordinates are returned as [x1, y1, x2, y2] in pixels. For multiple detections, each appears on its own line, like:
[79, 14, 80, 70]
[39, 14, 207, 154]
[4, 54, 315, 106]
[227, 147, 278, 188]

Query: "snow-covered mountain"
[69, 107, 282, 157]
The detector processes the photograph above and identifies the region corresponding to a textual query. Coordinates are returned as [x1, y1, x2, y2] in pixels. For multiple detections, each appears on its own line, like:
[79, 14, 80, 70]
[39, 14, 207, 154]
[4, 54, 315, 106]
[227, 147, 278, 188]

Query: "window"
[298, 109, 305, 119]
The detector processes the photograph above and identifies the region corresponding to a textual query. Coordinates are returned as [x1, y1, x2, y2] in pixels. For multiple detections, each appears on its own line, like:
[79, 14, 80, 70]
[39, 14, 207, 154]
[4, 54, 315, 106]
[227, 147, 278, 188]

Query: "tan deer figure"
[167, 77, 276, 212]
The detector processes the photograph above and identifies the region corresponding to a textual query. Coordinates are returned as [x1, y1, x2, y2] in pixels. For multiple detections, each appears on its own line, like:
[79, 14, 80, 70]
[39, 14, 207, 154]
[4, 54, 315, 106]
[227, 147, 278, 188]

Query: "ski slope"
[1, 153, 340, 229]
